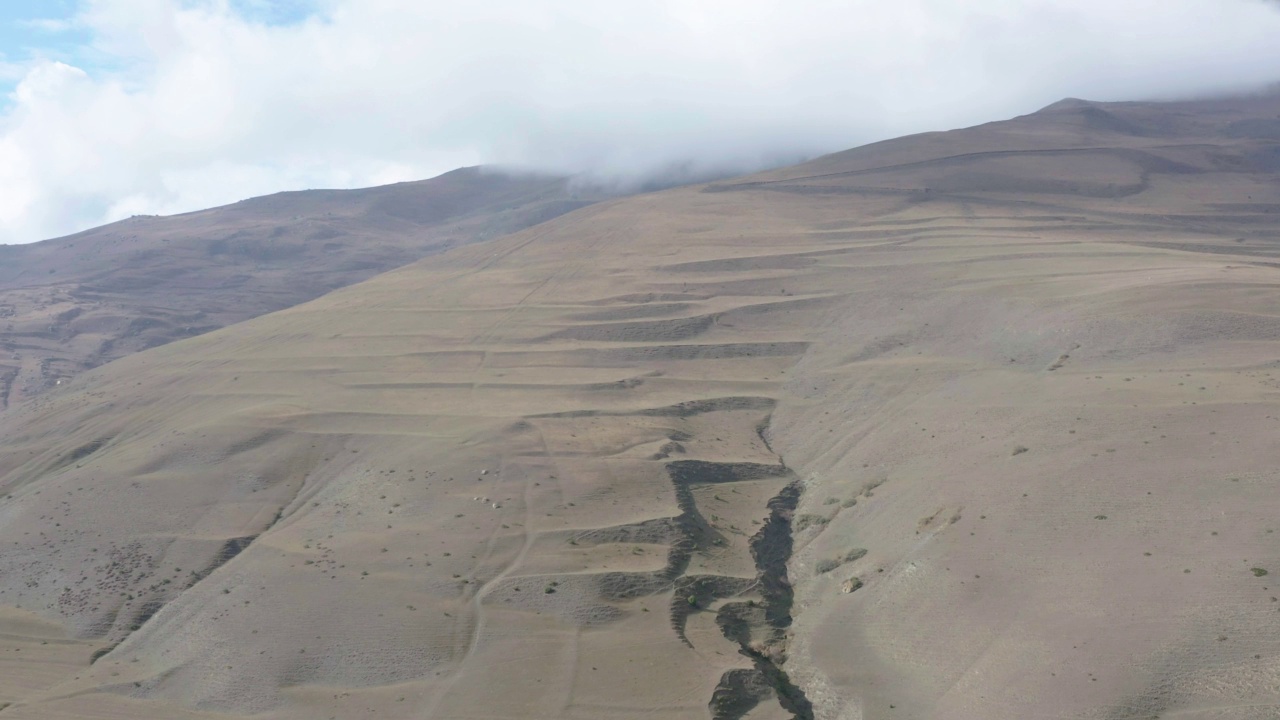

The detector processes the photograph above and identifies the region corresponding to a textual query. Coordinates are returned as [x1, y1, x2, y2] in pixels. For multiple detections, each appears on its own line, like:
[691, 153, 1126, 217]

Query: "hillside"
[1, 92, 1280, 719]
[0, 167, 605, 409]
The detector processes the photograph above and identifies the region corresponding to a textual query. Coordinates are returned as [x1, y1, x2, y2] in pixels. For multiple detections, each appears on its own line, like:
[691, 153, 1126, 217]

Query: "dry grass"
[3, 93, 1280, 719]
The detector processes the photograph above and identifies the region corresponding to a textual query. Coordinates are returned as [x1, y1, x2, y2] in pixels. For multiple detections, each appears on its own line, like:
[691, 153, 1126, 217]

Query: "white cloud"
[2, 0, 1280, 244]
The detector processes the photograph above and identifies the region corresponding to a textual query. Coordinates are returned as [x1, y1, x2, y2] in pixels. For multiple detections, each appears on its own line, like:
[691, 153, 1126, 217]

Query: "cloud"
[2, 0, 1280, 244]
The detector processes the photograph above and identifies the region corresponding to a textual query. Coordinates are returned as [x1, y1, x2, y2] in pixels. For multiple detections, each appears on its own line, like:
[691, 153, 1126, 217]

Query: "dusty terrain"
[2, 93, 1280, 719]
[0, 167, 605, 409]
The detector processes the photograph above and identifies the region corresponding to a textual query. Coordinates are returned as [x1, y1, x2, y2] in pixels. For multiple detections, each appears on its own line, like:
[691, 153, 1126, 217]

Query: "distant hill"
[0, 167, 608, 408]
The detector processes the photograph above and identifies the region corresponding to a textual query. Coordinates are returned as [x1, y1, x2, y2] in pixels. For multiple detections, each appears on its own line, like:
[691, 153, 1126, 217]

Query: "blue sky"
[0, 1, 87, 94]
[0, 1, 322, 99]
[227, 0, 323, 24]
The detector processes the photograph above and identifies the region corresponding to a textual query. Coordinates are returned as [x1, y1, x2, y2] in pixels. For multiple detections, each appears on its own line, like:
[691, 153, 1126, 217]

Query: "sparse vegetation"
[793, 514, 829, 531]
[6, 88, 1280, 720]
[816, 548, 866, 575]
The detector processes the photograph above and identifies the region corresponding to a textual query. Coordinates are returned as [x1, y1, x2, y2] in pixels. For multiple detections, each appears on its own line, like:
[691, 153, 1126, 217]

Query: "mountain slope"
[1, 93, 1280, 719]
[0, 167, 605, 409]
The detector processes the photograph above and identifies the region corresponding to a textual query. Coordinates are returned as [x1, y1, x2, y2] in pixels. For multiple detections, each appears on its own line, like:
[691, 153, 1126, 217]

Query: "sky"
[2, 1, 1280, 245]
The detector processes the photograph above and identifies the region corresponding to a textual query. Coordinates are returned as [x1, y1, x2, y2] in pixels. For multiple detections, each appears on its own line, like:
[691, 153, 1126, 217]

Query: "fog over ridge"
[2, 0, 1280, 244]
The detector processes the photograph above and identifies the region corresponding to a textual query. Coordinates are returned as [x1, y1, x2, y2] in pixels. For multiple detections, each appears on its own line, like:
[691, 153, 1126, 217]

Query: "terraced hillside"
[2, 93, 1280, 719]
[0, 167, 604, 409]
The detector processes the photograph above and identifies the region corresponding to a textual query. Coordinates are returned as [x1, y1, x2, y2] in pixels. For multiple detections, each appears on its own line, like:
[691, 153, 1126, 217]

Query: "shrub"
[844, 548, 868, 563]
[794, 514, 829, 532]
[815, 558, 840, 574]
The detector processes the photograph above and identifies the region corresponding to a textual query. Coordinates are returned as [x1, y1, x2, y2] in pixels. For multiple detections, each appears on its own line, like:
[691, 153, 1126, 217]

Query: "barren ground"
[0, 167, 603, 409]
[2, 95, 1280, 719]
